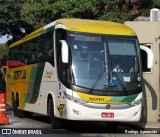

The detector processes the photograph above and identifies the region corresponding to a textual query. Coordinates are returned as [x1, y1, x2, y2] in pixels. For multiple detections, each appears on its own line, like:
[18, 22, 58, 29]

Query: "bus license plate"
[101, 112, 114, 118]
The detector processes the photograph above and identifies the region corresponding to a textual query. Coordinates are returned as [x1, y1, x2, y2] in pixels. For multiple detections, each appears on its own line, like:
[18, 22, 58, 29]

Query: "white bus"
[6, 19, 153, 129]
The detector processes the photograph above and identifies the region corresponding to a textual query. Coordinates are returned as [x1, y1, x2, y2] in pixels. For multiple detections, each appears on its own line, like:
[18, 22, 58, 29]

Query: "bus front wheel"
[48, 99, 62, 129]
[107, 122, 118, 132]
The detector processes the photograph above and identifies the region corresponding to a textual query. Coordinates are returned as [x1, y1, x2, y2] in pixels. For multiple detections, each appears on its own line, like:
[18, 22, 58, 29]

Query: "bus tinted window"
[8, 31, 54, 67]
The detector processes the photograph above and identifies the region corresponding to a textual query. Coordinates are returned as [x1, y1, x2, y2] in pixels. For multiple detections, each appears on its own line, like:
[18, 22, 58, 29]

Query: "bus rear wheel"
[12, 94, 26, 118]
[12, 94, 17, 116]
[48, 99, 62, 129]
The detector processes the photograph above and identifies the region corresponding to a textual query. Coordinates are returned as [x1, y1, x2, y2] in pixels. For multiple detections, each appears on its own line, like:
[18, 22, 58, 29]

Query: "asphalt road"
[0, 108, 159, 137]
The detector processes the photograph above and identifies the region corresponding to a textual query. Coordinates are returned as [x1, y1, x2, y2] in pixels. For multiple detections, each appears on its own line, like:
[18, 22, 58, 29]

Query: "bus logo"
[13, 70, 26, 80]
[44, 70, 53, 79]
[89, 97, 104, 102]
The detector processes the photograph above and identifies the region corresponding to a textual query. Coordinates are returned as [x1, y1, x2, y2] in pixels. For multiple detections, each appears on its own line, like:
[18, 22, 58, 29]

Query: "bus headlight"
[128, 99, 142, 106]
[64, 92, 87, 105]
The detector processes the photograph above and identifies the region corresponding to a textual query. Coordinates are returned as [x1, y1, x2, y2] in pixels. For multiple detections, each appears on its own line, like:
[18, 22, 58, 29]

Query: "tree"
[98, 0, 139, 23]
[20, 0, 54, 29]
[21, 0, 99, 29]
[20, 0, 142, 26]
[153, 0, 160, 7]
[0, 0, 159, 45]
[0, 0, 33, 45]
[0, 43, 8, 66]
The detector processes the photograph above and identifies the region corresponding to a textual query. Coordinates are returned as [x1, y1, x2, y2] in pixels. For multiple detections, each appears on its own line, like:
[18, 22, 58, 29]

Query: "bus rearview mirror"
[140, 45, 154, 68]
[60, 40, 69, 63]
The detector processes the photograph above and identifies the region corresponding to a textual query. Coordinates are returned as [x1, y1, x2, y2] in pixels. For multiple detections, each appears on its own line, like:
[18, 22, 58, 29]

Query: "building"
[125, 20, 160, 125]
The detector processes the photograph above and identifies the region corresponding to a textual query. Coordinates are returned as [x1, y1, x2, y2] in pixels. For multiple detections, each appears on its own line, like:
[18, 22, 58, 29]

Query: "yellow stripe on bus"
[74, 91, 112, 104]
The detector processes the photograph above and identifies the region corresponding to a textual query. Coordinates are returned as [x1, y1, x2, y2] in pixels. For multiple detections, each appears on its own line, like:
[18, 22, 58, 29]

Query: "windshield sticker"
[123, 76, 131, 82]
[137, 77, 141, 81]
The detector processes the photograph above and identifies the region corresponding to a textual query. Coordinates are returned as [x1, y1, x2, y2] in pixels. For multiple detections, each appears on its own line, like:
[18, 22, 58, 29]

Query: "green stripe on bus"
[25, 63, 45, 104]
[30, 63, 45, 103]
[108, 96, 126, 102]
[108, 93, 139, 103]
[121, 93, 139, 103]
[25, 64, 38, 103]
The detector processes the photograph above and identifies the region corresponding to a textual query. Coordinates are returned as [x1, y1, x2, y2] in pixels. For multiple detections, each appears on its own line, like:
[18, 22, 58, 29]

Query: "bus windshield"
[68, 32, 142, 93]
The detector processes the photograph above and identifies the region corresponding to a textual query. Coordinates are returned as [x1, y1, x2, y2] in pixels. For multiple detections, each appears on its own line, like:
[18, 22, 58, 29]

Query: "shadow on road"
[29, 115, 144, 133]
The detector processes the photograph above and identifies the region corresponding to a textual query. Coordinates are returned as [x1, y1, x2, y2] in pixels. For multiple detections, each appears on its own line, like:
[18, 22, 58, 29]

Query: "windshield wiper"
[88, 67, 107, 94]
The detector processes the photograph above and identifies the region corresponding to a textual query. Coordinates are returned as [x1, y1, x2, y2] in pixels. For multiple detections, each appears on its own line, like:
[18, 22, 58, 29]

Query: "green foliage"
[0, 43, 8, 56]
[21, 0, 139, 29]
[0, 0, 33, 44]
[0, 43, 8, 66]
[98, 0, 139, 22]
[0, 0, 159, 44]
[21, 0, 99, 29]
[21, 0, 53, 29]
[0, 0, 159, 65]
[153, 0, 160, 7]
[0, 0, 21, 34]
[51, 0, 98, 18]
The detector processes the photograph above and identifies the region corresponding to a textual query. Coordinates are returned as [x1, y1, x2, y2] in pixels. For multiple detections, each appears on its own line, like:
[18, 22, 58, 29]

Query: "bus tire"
[12, 94, 17, 117]
[48, 99, 62, 129]
[14, 94, 26, 118]
[107, 122, 118, 132]
[12, 94, 32, 118]
[25, 111, 33, 118]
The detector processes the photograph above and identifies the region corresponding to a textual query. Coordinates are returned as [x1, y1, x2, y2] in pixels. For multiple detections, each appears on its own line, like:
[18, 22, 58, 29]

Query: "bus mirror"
[60, 40, 69, 63]
[140, 45, 154, 68]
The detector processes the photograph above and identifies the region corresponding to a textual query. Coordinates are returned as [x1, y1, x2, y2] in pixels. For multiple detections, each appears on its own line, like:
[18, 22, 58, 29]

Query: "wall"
[125, 21, 160, 123]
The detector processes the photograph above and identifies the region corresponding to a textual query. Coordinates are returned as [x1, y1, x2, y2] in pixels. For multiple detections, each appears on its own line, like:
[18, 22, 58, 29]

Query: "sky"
[0, 35, 12, 44]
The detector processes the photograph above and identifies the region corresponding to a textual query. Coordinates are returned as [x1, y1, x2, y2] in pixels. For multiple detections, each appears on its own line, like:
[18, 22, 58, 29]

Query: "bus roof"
[10, 19, 136, 48]
[56, 19, 136, 36]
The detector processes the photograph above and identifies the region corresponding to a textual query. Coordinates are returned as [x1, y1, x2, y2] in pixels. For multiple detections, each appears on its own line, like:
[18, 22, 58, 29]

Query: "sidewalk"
[141, 122, 160, 129]
[120, 122, 160, 129]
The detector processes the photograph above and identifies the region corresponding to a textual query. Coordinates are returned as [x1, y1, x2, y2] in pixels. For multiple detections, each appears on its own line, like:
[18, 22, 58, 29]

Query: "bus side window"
[24, 43, 29, 64]
[36, 35, 45, 62]
[46, 32, 54, 64]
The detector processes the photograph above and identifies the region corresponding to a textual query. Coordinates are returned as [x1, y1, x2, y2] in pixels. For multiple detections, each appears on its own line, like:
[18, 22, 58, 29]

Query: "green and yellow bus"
[6, 19, 153, 129]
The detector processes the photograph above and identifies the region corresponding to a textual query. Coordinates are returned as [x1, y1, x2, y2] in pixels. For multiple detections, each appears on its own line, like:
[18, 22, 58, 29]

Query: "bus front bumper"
[63, 99, 142, 122]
